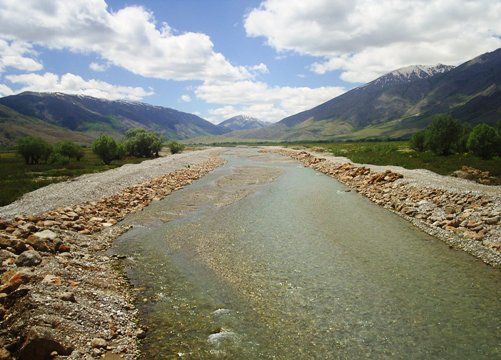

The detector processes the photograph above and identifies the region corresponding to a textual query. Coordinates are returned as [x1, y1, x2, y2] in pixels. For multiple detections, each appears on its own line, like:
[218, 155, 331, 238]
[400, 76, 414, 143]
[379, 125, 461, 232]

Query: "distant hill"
[218, 115, 269, 132]
[0, 104, 92, 146]
[0, 92, 224, 144]
[218, 48, 501, 142]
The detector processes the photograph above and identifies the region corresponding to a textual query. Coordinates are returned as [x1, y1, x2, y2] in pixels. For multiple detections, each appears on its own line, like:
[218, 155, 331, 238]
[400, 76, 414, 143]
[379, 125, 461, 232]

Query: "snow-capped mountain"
[371, 64, 455, 87]
[218, 115, 269, 132]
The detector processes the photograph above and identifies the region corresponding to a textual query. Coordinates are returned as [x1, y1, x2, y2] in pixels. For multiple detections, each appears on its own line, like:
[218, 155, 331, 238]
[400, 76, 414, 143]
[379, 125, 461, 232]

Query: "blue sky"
[0, 1, 499, 123]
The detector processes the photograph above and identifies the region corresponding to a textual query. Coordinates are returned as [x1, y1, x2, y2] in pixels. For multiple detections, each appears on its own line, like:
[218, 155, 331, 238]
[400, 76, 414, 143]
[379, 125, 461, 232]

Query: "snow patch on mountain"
[371, 64, 455, 87]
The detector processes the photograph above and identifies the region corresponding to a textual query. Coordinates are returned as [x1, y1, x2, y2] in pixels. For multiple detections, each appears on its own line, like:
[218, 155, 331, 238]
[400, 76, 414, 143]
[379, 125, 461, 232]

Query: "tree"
[123, 128, 162, 157]
[168, 141, 185, 154]
[92, 134, 118, 164]
[54, 140, 84, 161]
[467, 124, 500, 159]
[410, 130, 426, 152]
[425, 115, 462, 155]
[17, 137, 52, 164]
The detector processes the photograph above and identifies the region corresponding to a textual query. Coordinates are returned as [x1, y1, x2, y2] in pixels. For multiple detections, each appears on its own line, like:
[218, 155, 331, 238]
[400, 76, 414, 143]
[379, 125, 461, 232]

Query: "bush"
[467, 124, 500, 159]
[54, 140, 84, 161]
[168, 141, 185, 154]
[410, 131, 426, 152]
[425, 115, 462, 155]
[48, 152, 70, 166]
[17, 136, 52, 164]
[92, 134, 118, 164]
[123, 128, 162, 157]
[115, 142, 127, 160]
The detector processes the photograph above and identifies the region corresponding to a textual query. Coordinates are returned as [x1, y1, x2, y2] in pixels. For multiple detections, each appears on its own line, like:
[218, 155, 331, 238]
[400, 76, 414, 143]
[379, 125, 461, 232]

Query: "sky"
[0, 0, 500, 124]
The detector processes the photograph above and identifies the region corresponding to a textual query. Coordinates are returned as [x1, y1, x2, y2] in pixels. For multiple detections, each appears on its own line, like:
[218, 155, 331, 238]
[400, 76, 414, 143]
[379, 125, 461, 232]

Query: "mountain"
[0, 104, 92, 146]
[218, 115, 269, 132]
[220, 48, 501, 142]
[0, 92, 224, 142]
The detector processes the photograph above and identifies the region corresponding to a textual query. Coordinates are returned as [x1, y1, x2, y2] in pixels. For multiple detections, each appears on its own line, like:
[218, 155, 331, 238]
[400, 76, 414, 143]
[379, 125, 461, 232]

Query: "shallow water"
[113, 148, 500, 359]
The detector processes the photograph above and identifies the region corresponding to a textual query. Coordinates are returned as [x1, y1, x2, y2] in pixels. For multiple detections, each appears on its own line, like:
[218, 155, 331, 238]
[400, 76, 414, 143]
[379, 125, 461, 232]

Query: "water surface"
[114, 148, 500, 359]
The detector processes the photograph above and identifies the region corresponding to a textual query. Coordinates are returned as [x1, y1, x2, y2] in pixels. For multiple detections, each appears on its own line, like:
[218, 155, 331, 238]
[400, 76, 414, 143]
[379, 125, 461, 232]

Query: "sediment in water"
[265, 147, 501, 267]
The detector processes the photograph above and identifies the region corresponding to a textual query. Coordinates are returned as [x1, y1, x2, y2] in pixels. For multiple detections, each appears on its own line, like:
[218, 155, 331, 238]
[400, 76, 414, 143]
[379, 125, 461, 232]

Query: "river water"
[113, 148, 500, 359]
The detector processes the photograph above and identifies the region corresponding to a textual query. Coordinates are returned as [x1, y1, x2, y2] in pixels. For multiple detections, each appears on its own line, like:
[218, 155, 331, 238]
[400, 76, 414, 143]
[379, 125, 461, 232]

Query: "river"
[113, 148, 500, 359]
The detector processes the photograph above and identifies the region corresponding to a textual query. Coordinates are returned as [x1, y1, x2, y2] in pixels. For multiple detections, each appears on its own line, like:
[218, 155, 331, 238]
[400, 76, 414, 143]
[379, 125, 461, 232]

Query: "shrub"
[48, 152, 70, 166]
[410, 131, 426, 152]
[467, 124, 500, 159]
[123, 128, 162, 157]
[92, 134, 118, 164]
[115, 142, 127, 160]
[54, 140, 84, 161]
[17, 136, 52, 164]
[455, 124, 472, 154]
[168, 141, 185, 154]
[425, 115, 462, 155]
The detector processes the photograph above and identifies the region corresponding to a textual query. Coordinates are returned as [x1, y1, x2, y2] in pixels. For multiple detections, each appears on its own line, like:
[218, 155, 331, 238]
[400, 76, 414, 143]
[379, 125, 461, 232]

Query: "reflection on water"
[114, 148, 500, 359]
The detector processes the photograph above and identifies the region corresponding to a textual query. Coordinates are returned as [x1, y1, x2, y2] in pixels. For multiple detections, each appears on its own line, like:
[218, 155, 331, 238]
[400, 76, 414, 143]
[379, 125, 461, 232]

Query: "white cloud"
[245, 0, 501, 82]
[247, 63, 269, 74]
[180, 94, 191, 102]
[89, 62, 108, 72]
[197, 80, 345, 122]
[0, 83, 14, 96]
[0, 38, 42, 73]
[6, 72, 153, 101]
[0, 0, 251, 82]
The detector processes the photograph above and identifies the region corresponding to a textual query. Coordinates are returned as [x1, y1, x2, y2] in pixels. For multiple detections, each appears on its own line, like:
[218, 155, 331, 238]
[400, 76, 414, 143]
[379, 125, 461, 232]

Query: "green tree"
[124, 128, 162, 157]
[92, 134, 118, 164]
[467, 124, 500, 159]
[54, 140, 84, 161]
[425, 115, 462, 155]
[17, 136, 52, 164]
[168, 141, 185, 154]
[410, 130, 426, 152]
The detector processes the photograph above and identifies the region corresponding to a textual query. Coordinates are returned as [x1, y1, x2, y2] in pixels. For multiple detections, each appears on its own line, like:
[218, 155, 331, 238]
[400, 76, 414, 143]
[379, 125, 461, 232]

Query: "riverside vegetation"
[0, 129, 187, 206]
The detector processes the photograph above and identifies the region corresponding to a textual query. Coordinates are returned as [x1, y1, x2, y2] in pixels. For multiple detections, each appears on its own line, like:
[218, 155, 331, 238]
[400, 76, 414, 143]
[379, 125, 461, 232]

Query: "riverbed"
[113, 148, 500, 359]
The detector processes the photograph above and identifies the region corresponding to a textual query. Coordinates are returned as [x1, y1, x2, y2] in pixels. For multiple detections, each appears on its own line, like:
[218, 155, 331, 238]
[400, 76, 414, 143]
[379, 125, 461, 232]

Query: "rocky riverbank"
[0, 155, 224, 359]
[266, 148, 501, 268]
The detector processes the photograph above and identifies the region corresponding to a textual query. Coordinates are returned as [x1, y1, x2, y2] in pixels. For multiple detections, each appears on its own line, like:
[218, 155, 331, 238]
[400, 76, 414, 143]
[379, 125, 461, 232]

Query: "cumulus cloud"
[245, 0, 501, 82]
[180, 94, 191, 102]
[0, 83, 14, 96]
[0, 0, 251, 82]
[89, 62, 108, 72]
[0, 38, 42, 73]
[6, 72, 153, 101]
[197, 80, 345, 122]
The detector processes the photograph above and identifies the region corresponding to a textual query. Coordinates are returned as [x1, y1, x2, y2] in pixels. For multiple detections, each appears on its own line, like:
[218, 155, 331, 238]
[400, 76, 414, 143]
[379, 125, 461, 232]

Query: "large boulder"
[18, 326, 73, 360]
[15, 250, 42, 267]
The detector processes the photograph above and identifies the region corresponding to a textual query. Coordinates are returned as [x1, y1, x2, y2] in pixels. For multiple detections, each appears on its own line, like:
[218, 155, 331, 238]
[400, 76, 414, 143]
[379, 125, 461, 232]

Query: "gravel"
[0, 148, 222, 219]
[273, 146, 501, 196]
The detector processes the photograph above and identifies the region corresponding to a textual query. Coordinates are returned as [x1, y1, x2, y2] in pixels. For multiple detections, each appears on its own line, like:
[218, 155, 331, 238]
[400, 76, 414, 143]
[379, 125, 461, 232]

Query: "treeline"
[410, 115, 500, 159]
[16, 128, 185, 165]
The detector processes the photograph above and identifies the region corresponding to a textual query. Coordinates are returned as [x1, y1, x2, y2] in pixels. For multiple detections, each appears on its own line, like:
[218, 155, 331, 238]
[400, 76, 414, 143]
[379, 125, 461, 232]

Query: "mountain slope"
[218, 115, 269, 132]
[230, 48, 500, 141]
[0, 92, 225, 140]
[0, 104, 92, 146]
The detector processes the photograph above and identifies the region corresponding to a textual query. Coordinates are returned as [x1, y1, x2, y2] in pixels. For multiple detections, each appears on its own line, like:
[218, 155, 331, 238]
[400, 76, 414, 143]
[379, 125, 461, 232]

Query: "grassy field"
[298, 141, 501, 177]
[0, 147, 147, 206]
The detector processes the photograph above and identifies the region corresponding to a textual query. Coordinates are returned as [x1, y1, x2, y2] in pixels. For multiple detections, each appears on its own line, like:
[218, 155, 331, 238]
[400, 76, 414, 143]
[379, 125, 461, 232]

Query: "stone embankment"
[0, 157, 224, 359]
[267, 148, 501, 267]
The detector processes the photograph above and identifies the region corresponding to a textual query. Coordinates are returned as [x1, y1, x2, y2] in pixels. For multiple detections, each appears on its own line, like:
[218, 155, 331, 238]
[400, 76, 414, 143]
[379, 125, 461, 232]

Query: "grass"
[299, 141, 501, 177]
[0, 147, 147, 206]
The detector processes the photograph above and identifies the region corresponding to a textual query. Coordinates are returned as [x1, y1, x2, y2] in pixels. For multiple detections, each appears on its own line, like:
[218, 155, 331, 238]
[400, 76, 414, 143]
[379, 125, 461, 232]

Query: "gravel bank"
[266, 146, 501, 267]
[0, 148, 223, 219]
[0, 150, 224, 359]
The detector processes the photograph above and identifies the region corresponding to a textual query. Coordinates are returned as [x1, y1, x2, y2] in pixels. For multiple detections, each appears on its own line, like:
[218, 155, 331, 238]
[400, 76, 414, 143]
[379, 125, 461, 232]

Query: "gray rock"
[15, 250, 42, 267]
[18, 325, 73, 360]
[91, 337, 107, 348]
[33, 229, 58, 240]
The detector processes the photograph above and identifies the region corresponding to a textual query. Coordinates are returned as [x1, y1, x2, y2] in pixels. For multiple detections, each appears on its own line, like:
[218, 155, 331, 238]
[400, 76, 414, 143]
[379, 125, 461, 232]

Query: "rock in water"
[15, 250, 42, 267]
